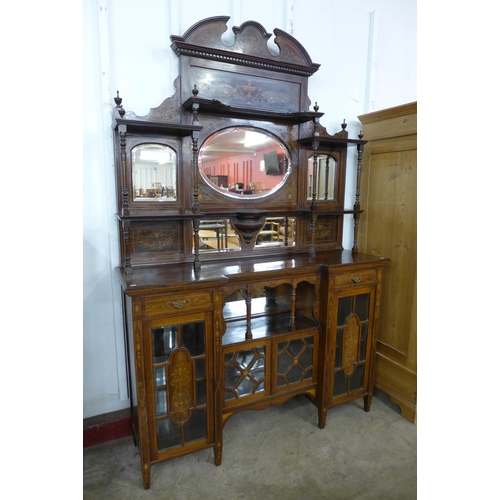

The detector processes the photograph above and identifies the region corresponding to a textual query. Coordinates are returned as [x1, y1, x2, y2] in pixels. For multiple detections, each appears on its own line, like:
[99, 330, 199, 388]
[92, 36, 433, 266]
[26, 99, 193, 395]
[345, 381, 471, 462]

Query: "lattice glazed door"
[275, 332, 317, 392]
[223, 344, 269, 407]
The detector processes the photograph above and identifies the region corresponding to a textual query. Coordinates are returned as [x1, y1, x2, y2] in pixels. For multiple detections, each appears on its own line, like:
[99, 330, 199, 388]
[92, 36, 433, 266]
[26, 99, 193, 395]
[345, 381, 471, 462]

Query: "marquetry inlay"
[144, 293, 211, 316]
[342, 314, 360, 376]
[167, 348, 195, 425]
[134, 228, 178, 252]
[134, 321, 142, 368]
[149, 96, 180, 122]
[315, 221, 335, 240]
[335, 270, 376, 288]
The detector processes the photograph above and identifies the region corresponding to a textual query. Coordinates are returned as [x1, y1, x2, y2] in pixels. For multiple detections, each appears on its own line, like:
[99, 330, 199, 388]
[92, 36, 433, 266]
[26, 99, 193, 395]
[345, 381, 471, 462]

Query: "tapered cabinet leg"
[364, 394, 372, 412]
[215, 441, 222, 466]
[142, 463, 151, 490]
[318, 406, 327, 429]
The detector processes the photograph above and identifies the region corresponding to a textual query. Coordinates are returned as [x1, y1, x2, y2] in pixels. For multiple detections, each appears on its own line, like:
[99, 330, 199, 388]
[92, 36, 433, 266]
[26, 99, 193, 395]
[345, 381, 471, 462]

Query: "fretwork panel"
[224, 346, 267, 402]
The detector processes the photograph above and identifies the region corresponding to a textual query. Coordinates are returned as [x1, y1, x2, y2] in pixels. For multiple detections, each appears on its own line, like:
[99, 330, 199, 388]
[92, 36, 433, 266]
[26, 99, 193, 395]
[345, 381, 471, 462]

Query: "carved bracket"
[231, 213, 266, 245]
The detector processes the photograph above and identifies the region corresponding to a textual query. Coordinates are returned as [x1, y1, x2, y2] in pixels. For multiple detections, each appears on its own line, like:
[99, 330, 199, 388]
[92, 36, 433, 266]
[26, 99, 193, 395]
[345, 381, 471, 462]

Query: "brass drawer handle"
[170, 300, 187, 309]
[351, 276, 363, 284]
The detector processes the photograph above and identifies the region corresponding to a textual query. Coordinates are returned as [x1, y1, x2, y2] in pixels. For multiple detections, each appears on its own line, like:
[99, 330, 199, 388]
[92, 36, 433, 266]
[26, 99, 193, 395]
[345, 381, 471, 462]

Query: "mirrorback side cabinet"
[113, 17, 388, 489]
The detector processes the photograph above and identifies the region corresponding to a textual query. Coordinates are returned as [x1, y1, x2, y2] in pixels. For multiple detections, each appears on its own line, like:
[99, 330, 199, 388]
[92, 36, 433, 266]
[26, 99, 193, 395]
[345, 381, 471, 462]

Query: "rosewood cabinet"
[113, 17, 388, 489]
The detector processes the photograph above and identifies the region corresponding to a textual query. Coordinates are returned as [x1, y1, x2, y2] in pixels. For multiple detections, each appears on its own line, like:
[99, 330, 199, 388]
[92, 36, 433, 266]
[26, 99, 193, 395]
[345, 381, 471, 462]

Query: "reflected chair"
[248, 181, 265, 194]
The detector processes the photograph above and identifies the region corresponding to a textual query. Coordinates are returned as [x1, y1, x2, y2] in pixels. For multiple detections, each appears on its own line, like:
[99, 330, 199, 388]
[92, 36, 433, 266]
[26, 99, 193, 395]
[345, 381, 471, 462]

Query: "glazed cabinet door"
[130, 291, 215, 489]
[222, 341, 270, 407]
[331, 289, 375, 403]
[323, 267, 383, 415]
[147, 311, 214, 460]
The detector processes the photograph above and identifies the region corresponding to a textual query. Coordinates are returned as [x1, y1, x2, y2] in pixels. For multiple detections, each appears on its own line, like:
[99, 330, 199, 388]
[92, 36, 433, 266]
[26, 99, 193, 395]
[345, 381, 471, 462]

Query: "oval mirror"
[132, 144, 177, 201]
[307, 154, 338, 201]
[199, 127, 290, 198]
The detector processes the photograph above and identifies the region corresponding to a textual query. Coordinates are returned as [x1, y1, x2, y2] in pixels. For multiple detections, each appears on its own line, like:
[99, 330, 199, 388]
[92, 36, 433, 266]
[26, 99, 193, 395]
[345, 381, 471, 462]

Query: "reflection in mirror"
[199, 127, 290, 198]
[196, 219, 241, 253]
[223, 286, 268, 321]
[307, 154, 337, 201]
[132, 144, 177, 201]
[255, 217, 296, 248]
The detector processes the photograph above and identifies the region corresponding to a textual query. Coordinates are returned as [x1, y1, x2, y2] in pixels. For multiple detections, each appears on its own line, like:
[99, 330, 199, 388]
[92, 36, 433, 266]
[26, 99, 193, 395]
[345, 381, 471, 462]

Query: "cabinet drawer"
[334, 269, 376, 288]
[143, 293, 212, 316]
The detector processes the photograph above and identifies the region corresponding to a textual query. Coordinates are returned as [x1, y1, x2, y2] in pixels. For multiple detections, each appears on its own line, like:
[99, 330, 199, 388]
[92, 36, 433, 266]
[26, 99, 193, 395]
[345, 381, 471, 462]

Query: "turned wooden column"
[352, 131, 364, 256]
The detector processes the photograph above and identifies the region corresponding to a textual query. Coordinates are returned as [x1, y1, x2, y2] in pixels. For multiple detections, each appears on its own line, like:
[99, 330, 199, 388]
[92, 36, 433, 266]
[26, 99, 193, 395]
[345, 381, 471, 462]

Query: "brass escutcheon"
[170, 299, 187, 309]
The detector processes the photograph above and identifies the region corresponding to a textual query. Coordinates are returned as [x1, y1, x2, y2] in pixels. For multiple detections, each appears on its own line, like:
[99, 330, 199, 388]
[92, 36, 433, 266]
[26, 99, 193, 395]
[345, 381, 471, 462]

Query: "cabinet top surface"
[117, 250, 388, 294]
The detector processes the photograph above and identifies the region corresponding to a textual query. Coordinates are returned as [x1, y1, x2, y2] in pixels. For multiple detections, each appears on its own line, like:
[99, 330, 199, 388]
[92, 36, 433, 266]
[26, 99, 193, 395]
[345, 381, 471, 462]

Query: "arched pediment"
[170, 16, 320, 76]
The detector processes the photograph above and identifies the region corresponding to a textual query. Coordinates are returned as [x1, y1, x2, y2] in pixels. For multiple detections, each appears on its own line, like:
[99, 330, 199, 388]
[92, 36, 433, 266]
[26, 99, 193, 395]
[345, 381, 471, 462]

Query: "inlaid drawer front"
[334, 269, 376, 288]
[143, 293, 212, 316]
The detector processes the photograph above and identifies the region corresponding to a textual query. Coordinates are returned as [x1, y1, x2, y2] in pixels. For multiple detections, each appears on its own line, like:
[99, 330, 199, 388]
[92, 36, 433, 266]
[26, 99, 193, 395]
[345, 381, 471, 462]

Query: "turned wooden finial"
[114, 91, 125, 116]
[313, 102, 319, 112]
[192, 84, 199, 96]
[341, 119, 347, 131]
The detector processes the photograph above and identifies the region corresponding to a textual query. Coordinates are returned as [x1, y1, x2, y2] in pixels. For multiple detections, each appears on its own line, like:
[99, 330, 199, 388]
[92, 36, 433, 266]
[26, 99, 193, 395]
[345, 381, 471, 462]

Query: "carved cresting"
[147, 76, 181, 122]
[342, 314, 360, 377]
[167, 348, 195, 425]
[170, 16, 320, 77]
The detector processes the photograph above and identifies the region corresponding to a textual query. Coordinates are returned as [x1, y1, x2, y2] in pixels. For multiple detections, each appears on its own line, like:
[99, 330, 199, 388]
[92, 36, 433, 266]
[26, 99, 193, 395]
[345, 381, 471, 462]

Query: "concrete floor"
[83, 391, 417, 499]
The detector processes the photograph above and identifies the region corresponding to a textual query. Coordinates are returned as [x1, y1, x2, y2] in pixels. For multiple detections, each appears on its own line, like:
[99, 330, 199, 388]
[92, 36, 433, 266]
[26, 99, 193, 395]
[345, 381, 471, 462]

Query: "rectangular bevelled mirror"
[307, 154, 338, 201]
[195, 219, 241, 253]
[132, 144, 177, 201]
[255, 217, 296, 248]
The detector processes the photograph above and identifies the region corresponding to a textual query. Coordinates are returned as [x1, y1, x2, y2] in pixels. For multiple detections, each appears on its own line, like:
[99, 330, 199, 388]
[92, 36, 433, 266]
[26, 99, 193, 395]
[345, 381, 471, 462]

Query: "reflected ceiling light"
[244, 131, 269, 148]
[139, 150, 173, 164]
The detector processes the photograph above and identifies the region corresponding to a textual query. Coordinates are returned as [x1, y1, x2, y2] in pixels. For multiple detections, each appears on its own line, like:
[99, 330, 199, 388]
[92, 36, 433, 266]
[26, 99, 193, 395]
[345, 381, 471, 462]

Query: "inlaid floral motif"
[342, 314, 360, 376]
[168, 349, 194, 425]
[134, 229, 177, 252]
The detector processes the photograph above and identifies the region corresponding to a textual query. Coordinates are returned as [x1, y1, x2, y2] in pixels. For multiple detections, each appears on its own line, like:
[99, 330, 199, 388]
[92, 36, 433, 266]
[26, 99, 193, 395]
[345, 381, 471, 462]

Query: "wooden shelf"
[112, 115, 202, 135]
[298, 136, 367, 147]
[222, 312, 319, 346]
[182, 97, 323, 124]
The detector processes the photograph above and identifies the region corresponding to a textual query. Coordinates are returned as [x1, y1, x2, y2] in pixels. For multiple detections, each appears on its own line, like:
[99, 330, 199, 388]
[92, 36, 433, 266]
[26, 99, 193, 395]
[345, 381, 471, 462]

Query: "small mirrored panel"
[196, 219, 241, 253]
[152, 325, 178, 364]
[307, 154, 338, 201]
[255, 217, 296, 248]
[199, 127, 291, 198]
[132, 144, 177, 201]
